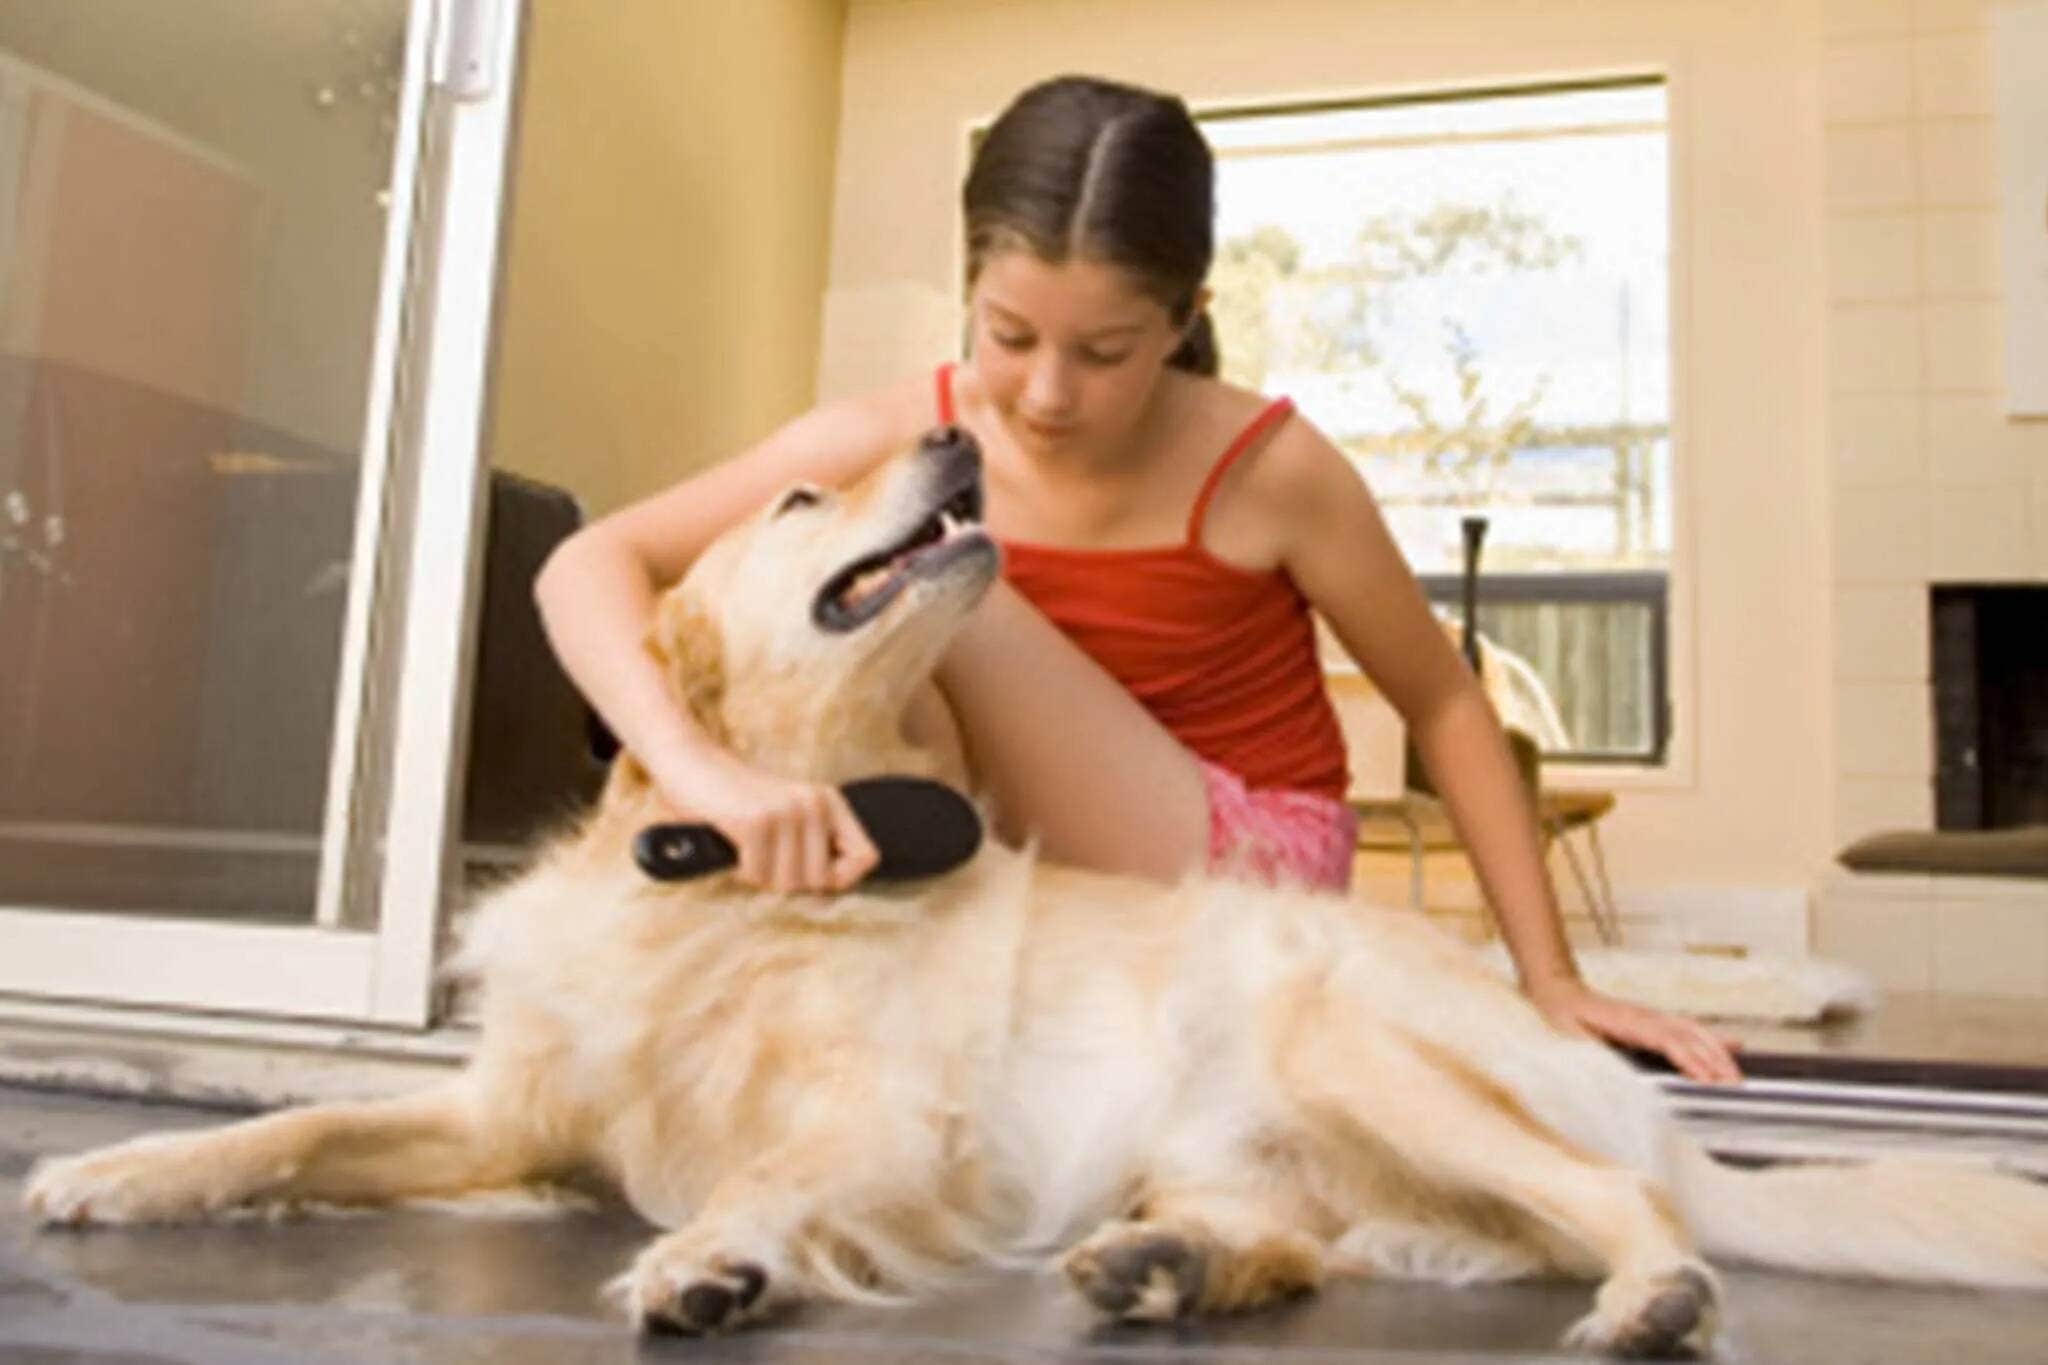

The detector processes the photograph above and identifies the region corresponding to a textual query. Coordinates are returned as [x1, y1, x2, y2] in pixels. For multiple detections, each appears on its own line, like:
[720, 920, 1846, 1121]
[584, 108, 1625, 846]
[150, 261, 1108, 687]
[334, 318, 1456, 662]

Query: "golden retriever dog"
[24, 430, 2048, 1357]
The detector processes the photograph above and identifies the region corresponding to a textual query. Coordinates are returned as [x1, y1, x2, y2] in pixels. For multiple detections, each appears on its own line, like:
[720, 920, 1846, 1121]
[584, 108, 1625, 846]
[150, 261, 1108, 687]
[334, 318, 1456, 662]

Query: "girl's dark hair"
[964, 75, 1218, 376]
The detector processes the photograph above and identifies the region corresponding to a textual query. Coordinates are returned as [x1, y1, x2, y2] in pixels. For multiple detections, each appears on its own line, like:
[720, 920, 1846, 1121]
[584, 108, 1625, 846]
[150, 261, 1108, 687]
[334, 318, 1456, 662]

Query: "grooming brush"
[632, 775, 983, 883]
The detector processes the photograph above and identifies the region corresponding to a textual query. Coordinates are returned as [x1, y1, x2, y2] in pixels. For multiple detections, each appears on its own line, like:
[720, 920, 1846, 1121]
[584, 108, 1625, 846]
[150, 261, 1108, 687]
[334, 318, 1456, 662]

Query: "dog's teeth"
[940, 511, 960, 536]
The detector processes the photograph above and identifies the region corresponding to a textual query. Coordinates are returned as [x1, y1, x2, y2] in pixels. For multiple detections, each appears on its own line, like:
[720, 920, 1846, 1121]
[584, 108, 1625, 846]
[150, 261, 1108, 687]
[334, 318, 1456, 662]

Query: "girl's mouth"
[1019, 416, 1077, 442]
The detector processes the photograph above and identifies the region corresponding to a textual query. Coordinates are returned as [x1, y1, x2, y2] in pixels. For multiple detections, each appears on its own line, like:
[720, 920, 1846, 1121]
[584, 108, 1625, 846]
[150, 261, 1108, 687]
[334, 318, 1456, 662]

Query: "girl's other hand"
[657, 753, 879, 894]
[1526, 977, 1745, 1086]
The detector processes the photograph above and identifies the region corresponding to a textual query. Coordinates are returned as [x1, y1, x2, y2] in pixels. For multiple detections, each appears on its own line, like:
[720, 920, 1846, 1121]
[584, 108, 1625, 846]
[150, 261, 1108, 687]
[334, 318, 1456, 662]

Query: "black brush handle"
[632, 823, 739, 880]
[634, 776, 981, 884]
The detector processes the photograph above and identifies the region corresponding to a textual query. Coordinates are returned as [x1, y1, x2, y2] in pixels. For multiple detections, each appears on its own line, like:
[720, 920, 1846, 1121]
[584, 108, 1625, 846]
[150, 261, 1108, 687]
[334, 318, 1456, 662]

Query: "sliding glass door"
[0, 0, 520, 1025]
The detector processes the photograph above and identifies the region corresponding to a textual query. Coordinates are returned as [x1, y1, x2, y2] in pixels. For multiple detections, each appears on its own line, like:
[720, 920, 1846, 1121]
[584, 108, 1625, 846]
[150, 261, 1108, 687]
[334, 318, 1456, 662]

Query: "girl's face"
[967, 250, 1192, 460]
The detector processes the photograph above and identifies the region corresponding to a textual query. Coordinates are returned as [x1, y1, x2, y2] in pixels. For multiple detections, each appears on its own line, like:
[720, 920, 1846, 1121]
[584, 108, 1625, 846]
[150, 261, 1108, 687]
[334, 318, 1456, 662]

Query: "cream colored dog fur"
[24, 435, 2048, 1357]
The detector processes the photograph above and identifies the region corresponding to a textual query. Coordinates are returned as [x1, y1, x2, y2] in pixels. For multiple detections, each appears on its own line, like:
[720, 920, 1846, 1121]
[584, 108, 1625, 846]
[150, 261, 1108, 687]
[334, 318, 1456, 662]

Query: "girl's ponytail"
[1168, 311, 1219, 377]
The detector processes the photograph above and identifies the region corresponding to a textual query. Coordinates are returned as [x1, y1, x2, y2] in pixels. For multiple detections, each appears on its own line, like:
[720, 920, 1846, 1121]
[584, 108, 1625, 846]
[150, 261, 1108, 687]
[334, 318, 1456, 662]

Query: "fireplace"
[1930, 585, 2048, 832]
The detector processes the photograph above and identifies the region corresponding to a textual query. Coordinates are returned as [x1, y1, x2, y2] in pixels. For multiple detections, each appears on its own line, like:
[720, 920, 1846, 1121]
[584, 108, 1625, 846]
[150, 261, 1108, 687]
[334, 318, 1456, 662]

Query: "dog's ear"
[598, 751, 652, 807]
[649, 589, 729, 747]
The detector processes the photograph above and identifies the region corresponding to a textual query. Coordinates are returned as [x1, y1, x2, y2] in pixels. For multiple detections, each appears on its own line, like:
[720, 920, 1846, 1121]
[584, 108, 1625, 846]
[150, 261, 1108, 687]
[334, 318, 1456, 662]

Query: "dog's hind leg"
[1276, 994, 1718, 1359]
[1062, 1181, 1326, 1321]
[25, 1082, 540, 1226]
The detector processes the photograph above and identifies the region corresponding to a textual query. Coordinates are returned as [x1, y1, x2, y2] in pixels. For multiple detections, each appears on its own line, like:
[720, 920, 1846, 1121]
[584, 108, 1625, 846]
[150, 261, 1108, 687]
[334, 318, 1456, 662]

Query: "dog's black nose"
[921, 424, 978, 457]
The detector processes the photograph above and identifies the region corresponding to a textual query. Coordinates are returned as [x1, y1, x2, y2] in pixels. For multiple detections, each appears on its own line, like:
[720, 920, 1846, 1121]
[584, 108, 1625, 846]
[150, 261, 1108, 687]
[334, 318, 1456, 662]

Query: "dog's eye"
[772, 486, 823, 518]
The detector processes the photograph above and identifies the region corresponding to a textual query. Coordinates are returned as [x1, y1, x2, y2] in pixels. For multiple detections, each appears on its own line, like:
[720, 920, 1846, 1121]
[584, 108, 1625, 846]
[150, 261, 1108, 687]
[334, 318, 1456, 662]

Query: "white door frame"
[366, 0, 526, 1024]
[0, 0, 524, 1030]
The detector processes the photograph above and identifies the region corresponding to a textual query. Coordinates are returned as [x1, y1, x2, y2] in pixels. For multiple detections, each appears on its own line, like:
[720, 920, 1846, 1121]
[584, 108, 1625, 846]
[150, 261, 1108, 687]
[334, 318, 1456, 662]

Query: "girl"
[534, 74, 1740, 1085]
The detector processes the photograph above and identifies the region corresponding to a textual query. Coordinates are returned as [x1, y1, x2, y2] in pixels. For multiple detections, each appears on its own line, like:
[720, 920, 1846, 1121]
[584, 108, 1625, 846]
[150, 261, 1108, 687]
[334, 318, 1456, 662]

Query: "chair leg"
[1583, 824, 1622, 945]
[1553, 822, 1622, 946]
[1403, 810, 1426, 914]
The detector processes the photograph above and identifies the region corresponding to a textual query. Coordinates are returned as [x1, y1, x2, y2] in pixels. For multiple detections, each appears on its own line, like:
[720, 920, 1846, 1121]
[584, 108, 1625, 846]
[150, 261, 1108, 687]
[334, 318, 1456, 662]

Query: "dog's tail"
[1674, 1138, 2048, 1288]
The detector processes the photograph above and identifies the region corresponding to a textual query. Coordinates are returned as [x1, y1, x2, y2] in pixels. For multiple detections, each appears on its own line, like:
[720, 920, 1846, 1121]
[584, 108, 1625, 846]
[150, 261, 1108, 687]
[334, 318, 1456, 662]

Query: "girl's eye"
[773, 487, 823, 517]
[990, 332, 1032, 351]
[1080, 349, 1132, 367]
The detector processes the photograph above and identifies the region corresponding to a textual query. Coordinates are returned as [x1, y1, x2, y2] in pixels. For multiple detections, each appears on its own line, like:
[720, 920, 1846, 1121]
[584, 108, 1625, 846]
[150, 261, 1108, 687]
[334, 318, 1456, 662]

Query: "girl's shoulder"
[706, 371, 951, 502]
[1190, 372, 1269, 424]
[1179, 374, 1333, 477]
[772, 370, 955, 484]
[1184, 376, 1358, 513]
[834, 369, 955, 447]
[1147, 372, 1270, 471]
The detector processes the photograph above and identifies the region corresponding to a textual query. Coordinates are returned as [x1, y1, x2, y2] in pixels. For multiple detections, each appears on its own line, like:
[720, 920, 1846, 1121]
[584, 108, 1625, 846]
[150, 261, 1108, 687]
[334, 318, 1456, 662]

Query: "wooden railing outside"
[1417, 571, 1669, 765]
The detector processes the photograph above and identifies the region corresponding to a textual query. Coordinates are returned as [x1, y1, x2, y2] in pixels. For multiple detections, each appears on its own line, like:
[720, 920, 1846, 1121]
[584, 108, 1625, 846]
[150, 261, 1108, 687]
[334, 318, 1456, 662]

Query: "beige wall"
[1812, 0, 2048, 998]
[828, 0, 1833, 934]
[1822, 0, 2048, 845]
[489, 0, 848, 518]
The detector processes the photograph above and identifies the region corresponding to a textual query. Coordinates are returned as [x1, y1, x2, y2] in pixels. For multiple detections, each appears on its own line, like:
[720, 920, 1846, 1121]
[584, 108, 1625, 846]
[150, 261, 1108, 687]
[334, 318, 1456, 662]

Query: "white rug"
[1479, 944, 1875, 1024]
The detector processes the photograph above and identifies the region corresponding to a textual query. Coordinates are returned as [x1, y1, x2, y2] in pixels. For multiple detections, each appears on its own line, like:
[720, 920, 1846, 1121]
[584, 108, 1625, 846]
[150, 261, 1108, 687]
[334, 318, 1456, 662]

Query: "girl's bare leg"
[905, 579, 1210, 882]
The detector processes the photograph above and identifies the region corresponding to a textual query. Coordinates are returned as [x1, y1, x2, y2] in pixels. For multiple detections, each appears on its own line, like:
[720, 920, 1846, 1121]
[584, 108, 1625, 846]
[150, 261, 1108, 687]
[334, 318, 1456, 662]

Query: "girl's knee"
[901, 681, 970, 789]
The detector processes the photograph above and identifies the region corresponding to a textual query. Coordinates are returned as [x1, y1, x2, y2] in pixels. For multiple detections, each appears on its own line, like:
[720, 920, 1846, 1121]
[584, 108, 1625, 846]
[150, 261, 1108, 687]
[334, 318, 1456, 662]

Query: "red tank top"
[937, 364, 1350, 799]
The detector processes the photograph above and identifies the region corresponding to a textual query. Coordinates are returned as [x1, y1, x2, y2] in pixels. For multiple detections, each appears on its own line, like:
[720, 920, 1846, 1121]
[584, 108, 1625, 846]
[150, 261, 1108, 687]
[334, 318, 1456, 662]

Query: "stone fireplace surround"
[1818, 582, 2047, 1000]
[1818, 2, 2048, 1005]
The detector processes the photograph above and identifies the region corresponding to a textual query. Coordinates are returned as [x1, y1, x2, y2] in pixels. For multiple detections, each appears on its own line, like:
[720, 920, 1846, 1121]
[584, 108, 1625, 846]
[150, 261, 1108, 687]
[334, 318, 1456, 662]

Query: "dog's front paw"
[1062, 1221, 1209, 1322]
[24, 1135, 233, 1227]
[1564, 1261, 1720, 1359]
[614, 1239, 776, 1336]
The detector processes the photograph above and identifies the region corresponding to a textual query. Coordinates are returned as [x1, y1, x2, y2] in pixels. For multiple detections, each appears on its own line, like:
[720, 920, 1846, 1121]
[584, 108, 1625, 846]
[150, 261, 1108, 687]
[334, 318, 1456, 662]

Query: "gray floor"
[5, 1084, 2048, 1365]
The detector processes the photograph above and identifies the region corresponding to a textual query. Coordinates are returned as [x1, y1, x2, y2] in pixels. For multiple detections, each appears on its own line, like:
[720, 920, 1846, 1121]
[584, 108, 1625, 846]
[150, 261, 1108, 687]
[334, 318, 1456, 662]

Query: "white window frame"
[1194, 69, 1698, 792]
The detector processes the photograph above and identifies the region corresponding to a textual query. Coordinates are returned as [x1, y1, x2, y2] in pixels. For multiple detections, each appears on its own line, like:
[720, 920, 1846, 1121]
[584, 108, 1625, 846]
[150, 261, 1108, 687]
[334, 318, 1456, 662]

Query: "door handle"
[436, 0, 503, 100]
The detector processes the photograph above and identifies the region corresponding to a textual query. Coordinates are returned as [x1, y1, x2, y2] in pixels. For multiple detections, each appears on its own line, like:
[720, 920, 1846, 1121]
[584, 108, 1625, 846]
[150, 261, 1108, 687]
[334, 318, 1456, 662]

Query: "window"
[1203, 78, 1673, 763]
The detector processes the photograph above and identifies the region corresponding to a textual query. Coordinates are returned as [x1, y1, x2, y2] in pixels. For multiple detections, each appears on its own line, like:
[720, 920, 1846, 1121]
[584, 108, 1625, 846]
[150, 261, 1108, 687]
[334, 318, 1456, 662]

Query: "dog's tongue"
[835, 512, 967, 613]
[841, 563, 899, 611]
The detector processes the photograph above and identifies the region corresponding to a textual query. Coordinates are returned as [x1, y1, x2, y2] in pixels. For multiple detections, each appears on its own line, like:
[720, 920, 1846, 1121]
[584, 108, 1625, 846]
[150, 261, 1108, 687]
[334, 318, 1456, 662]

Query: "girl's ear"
[1177, 287, 1214, 349]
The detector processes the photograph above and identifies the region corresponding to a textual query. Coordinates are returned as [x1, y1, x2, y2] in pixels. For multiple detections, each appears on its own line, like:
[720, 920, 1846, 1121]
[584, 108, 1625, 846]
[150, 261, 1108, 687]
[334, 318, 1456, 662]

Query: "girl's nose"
[1023, 353, 1074, 414]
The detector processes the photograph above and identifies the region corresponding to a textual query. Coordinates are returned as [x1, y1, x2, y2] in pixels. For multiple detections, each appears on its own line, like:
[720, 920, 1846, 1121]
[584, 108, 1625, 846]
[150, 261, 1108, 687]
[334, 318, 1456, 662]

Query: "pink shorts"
[1200, 760, 1358, 893]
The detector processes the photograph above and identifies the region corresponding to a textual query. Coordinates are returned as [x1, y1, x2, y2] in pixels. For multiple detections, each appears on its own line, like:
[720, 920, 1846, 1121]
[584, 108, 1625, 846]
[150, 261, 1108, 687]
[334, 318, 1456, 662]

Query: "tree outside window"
[1204, 81, 1673, 762]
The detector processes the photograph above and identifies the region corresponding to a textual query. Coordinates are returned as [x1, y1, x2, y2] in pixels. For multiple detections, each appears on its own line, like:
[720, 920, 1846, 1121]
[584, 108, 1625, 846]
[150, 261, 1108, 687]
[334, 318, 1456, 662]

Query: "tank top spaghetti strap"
[1182, 396, 1298, 548]
[933, 363, 1350, 799]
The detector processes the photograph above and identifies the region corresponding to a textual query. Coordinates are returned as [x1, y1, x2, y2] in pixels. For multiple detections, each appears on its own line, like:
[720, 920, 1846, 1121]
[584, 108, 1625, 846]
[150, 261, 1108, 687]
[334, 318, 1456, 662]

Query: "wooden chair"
[1328, 667, 1623, 946]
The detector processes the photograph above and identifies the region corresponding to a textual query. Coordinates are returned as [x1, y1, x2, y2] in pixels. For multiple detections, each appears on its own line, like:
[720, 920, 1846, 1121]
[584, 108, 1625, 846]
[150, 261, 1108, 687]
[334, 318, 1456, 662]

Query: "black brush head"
[841, 775, 982, 880]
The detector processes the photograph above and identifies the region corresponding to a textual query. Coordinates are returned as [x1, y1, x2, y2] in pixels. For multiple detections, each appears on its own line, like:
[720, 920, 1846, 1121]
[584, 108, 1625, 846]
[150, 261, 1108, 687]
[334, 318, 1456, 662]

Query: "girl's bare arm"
[533, 375, 930, 891]
[1258, 422, 1742, 1084]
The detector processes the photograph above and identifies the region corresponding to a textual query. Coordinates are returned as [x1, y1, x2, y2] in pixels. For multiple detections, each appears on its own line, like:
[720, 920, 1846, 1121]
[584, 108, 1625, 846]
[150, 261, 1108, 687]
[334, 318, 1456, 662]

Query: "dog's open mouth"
[813, 478, 990, 633]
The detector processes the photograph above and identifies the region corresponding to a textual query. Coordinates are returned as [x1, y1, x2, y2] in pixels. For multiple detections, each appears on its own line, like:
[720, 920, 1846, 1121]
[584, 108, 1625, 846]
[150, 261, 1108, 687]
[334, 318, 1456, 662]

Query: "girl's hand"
[1525, 977, 1744, 1085]
[656, 752, 879, 894]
